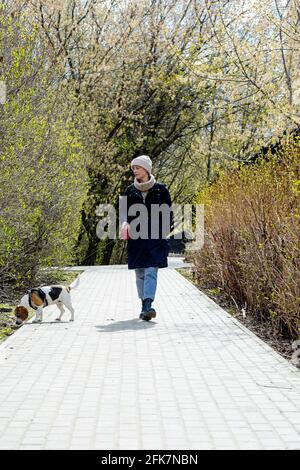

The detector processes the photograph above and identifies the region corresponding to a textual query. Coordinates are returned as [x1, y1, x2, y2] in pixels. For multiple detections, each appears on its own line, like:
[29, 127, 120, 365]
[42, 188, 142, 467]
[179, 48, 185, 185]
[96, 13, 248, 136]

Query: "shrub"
[0, 5, 88, 296]
[192, 138, 300, 338]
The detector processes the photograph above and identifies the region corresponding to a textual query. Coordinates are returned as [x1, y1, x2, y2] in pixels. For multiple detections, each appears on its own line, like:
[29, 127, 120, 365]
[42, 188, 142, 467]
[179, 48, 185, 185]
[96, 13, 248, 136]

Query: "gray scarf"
[134, 174, 156, 192]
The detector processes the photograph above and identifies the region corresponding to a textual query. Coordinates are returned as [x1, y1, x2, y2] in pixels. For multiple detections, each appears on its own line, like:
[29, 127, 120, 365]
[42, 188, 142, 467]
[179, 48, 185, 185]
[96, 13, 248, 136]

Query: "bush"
[0, 4, 88, 297]
[192, 138, 300, 338]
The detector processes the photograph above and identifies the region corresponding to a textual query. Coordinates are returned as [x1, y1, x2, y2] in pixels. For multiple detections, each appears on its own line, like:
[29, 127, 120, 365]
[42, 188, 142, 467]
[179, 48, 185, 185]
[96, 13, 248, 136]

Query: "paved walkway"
[0, 258, 299, 450]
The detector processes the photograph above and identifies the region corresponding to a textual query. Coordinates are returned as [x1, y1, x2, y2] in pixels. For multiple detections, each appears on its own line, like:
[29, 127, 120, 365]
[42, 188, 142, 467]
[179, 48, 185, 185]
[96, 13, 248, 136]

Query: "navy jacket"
[122, 182, 173, 269]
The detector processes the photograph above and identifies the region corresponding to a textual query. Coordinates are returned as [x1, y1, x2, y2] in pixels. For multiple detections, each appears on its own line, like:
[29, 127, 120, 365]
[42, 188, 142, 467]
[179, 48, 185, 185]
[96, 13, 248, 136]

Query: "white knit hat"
[131, 155, 152, 175]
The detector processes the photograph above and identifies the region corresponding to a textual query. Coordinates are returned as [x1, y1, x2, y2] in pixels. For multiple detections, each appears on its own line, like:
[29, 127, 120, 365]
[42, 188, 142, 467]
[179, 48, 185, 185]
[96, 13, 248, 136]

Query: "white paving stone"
[0, 257, 299, 450]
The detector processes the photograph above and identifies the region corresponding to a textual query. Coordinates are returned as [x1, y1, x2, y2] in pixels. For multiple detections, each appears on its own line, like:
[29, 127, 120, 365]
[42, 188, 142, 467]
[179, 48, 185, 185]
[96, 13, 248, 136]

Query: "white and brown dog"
[15, 275, 80, 324]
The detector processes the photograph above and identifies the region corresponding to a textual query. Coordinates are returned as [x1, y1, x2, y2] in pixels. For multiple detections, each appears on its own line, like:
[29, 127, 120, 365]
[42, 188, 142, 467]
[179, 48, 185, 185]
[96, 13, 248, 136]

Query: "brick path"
[0, 258, 299, 449]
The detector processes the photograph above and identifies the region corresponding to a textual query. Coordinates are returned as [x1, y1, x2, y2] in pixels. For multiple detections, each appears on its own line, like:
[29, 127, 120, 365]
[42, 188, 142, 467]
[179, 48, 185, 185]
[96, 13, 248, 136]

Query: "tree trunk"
[82, 236, 99, 266]
[101, 239, 116, 265]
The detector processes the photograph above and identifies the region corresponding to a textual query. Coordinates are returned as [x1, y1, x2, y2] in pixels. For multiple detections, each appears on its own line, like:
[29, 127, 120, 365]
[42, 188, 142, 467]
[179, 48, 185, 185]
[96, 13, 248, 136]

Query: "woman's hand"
[120, 221, 130, 240]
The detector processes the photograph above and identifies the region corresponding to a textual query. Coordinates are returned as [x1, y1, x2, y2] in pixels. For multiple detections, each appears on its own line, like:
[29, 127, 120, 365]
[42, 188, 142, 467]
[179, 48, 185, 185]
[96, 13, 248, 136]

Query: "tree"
[0, 0, 87, 297]
[34, 0, 218, 264]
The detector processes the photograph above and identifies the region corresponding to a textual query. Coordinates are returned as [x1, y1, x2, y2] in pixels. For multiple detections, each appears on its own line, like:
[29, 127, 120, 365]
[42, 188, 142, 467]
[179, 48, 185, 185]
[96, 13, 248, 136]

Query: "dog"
[15, 275, 80, 324]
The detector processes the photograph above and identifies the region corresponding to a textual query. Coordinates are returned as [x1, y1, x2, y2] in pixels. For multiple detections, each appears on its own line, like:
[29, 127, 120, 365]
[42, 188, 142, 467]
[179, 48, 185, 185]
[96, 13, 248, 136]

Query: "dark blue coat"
[122, 182, 173, 270]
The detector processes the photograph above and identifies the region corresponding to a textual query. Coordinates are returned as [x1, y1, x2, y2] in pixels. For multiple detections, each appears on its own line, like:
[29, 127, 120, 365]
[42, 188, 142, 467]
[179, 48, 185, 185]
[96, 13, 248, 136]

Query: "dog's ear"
[15, 306, 29, 321]
[30, 292, 44, 306]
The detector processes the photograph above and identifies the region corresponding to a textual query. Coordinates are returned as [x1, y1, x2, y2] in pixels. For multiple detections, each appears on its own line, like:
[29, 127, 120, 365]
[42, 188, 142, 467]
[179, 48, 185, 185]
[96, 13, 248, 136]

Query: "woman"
[121, 155, 173, 321]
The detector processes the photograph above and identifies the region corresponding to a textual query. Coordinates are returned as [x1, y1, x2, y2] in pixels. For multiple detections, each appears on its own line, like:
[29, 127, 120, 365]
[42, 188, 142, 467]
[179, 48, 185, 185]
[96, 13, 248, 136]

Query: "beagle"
[15, 275, 80, 324]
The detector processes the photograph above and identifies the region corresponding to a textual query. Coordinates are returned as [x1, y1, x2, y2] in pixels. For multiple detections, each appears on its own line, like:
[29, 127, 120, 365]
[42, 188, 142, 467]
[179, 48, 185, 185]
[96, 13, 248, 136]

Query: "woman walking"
[121, 155, 173, 321]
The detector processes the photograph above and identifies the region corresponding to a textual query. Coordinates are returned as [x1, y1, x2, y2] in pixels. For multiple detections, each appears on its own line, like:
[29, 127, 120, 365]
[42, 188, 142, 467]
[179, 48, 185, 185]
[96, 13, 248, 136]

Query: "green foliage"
[0, 3, 88, 295]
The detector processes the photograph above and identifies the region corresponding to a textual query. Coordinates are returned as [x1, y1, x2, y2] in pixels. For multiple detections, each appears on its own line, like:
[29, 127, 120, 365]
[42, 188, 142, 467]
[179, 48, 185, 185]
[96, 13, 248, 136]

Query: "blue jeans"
[135, 267, 158, 301]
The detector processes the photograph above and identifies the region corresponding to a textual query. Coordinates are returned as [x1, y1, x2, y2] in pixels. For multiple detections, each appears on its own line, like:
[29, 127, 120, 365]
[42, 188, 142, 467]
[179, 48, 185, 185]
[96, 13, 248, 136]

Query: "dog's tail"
[67, 274, 81, 292]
